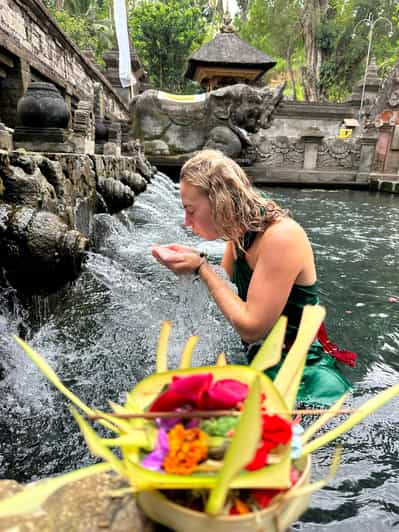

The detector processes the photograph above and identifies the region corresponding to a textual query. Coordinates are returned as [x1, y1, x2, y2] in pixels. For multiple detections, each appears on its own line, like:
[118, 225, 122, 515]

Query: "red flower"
[262, 414, 292, 446]
[149, 374, 248, 412]
[149, 373, 213, 412]
[250, 467, 300, 509]
[246, 414, 292, 471]
[251, 488, 280, 508]
[246, 445, 270, 471]
[200, 379, 248, 410]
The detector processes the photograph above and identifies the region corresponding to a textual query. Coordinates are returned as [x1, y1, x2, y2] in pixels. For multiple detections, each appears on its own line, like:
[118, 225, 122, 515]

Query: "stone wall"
[134, 84, 377, 187]
[270, 101, 355, 138]
[0, 148, 154, 295]
[0, 0, 129, 129]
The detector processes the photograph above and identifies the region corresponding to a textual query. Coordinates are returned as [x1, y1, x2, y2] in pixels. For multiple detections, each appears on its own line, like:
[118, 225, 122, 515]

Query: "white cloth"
[113, 0, 136, 88]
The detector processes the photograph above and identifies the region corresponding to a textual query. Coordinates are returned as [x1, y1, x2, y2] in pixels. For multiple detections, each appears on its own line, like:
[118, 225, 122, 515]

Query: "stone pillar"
[301, 128, 324, 170]
[103, 50, 130, 102]
[104, 122, 122, 156]
[94, 82, 108, 154]
[72, 99, 95, 154]
[358, 128, 378, 173]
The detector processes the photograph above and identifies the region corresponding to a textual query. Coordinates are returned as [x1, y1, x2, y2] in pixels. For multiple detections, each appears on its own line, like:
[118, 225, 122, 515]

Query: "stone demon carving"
[130, 84, 284, 159]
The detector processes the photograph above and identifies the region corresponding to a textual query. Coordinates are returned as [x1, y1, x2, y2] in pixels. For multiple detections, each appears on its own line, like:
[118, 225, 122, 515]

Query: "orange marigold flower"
[230, 497, 251, 515]
[163, 423, 208, 475]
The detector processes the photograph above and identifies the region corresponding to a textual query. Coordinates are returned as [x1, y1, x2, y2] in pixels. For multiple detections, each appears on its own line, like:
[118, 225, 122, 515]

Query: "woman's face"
[180, 181, 219, 240]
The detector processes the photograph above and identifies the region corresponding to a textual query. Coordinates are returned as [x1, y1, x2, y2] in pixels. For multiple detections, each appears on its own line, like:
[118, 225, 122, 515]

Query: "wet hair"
[180, 149, 288, 245]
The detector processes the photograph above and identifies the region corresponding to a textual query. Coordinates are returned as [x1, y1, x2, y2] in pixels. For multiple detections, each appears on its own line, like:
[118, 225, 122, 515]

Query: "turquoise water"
[0, 177, 398, 530]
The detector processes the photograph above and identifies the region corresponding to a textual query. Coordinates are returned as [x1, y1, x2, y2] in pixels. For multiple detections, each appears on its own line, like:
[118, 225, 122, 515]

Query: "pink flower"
[149, 373, 213, 412]
[200, 379, 248, 410]
[149, 374, 248, 412]
[141, 428, 169, 471]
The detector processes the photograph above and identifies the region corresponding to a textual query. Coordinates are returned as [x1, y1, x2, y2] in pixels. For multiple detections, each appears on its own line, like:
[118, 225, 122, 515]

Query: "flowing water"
[0, 173, 398, 530]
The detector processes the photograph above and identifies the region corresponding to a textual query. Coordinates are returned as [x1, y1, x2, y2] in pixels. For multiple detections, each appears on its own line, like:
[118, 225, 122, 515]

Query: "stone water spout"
[0, 203, 88, 294]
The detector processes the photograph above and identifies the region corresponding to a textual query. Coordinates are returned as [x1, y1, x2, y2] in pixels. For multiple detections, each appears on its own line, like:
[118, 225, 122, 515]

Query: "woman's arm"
[220, 241, 235, 279]
[151, 221, 313, 343]
[197, 222, 312, 343]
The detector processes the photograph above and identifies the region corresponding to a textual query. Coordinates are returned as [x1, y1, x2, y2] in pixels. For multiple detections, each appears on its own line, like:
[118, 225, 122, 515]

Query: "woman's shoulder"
[262, 217, 308, 245]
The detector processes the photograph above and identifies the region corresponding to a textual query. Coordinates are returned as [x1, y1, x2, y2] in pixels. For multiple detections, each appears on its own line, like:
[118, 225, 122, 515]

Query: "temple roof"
[185, 32, 276, 80]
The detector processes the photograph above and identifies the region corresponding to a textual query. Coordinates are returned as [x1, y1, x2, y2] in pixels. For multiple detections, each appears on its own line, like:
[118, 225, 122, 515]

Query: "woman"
[152, 149, 355, 405]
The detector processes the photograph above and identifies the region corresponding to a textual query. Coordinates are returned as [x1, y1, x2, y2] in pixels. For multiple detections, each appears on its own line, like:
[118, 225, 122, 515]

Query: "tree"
[236, 0, 399, 102]
[44, 0, 115, 65]
[300, 0, 330, 101]
[318, 0, 399, 101]
[238, 0, 303, 100]
[128, 0, 208, 93]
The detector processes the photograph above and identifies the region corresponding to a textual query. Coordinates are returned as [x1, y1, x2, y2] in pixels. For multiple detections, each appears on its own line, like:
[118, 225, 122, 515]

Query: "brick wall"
[0, 0, 129, 125]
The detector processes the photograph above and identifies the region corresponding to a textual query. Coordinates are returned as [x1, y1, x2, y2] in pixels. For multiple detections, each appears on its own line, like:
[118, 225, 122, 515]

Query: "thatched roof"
[185, 32, 276, 80]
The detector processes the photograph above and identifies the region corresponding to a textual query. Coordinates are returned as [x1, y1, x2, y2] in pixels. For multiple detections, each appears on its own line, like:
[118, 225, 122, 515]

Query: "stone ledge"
[369, 178, 399, 194]
[0, 472, 156, 532]
[246, 166, 369, 188]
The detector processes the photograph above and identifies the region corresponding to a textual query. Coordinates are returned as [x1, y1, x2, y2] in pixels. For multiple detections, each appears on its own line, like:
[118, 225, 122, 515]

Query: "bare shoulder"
[261, 217, 309, 247]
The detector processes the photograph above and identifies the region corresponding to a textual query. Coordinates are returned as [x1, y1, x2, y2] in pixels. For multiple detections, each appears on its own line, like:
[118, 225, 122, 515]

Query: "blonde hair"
[180, 149, 287, 245]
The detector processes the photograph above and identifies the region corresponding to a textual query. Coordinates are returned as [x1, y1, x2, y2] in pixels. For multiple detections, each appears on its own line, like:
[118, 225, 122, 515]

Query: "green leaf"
[100, 429, 155, 451]
[0, 463, 110, 518]
[283, 447, 341, 500]
[229, 453, 291, 489]
[123, 453, 292, 491]
[156, 320, 171, 373]
[250, 315, 287, 372]
[71, 409, 126, 476]
[205, 375, 262, 515]
[301, 384, 399, 456]
[274, 305, 326, 410]
[301, 393, 349, 444]
[13, 336, 116, 432]
[179, 335, 199, 369]
[13, 336, 93, 416]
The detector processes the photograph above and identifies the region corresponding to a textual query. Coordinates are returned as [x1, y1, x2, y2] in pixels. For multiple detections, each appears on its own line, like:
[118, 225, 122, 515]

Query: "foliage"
[237, 0, 304, 100]
[128, 0, 209, 93]
[317, 0, 399, 101]
[235, 0, 399, 102]
[43, 0, 114, 66]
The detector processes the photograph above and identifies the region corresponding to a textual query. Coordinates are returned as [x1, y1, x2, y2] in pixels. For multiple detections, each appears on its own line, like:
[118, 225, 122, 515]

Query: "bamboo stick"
[88, 408, 359, 421]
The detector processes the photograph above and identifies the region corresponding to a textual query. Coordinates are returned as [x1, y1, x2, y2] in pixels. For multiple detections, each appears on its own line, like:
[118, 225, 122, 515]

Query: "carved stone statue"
[130, 84, 285, 159]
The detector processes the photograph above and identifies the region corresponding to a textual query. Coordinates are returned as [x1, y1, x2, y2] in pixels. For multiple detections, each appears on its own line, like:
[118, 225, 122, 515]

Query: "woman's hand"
[151, 244, 202, 275]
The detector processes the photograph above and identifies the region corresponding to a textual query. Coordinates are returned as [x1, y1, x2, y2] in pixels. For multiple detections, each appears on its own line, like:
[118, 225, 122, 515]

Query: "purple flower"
[141, 428, 169, 472]
[156, 416, 181, 431]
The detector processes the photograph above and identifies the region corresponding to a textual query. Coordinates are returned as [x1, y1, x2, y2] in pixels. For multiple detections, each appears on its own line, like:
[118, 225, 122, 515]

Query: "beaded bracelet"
[194, 252, 208, 275]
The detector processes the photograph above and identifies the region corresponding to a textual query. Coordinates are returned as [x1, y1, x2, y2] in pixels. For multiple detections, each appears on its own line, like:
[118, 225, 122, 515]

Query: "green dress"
[232, 241, 353, 406]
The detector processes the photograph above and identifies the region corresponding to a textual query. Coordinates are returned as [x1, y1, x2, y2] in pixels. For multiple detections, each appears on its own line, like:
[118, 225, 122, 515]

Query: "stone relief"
[73, 100, 94, 140]
[252, 132, 305, 168]
[318, 138, 360, 169]
[130, 84, 285, 158]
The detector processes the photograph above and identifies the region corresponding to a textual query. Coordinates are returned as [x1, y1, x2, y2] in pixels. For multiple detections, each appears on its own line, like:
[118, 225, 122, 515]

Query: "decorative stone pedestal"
[14, 81, 72, 152]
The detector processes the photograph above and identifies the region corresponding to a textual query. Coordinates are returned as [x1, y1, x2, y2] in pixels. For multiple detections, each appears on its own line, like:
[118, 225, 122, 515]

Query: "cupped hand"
[151, 244, 202, 275]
